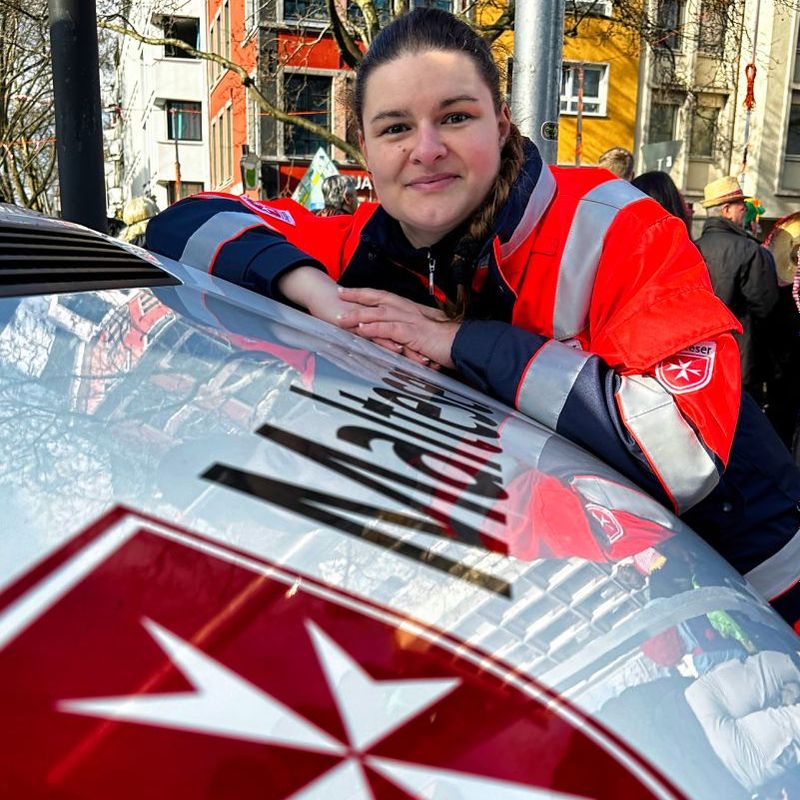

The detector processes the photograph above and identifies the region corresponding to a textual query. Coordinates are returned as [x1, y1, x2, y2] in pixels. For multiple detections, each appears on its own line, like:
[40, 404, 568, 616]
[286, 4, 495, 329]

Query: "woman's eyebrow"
[369, 109, 409, 124]
[440, 94, 479, 108]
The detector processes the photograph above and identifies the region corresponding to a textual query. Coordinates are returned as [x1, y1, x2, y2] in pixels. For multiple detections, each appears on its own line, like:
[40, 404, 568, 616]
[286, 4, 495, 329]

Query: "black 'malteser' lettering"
[202, 463, 511, 597]
[336, 426, 507, 500]
[256, 423, 505, 528]
[290, 385, 502, 462]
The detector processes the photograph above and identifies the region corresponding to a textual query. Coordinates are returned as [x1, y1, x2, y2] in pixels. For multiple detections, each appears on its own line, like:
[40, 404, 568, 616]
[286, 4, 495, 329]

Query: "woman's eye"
[444, 112, 471, 124]
[380, 123, 408, 136]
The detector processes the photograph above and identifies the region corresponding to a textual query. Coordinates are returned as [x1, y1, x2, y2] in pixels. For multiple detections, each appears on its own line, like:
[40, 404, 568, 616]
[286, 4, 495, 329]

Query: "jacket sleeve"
[452, 207, 742, 515]
[741, 244, 780, 319]
[146, 195, 350, 300]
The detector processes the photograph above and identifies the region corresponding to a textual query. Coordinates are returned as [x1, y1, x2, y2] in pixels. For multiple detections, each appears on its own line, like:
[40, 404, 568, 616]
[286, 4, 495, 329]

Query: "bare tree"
[0, 0, 57, 212]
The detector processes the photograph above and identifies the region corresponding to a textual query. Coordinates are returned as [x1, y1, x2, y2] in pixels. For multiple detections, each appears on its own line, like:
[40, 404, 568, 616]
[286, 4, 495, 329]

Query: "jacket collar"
[493, 138, 557, 262]
[701, 215, 754, 240]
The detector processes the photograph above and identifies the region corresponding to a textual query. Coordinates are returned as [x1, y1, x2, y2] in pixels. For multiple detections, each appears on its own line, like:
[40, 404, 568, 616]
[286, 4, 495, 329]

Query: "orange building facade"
[206, 0, 372, 202]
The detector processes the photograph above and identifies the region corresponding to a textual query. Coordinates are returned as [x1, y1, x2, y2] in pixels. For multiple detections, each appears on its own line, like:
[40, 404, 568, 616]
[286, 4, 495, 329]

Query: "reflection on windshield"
[0, 285, 798, 800]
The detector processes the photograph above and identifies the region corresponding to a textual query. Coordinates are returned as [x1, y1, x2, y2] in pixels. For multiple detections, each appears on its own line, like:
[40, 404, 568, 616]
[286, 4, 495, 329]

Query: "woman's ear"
[358, 129, 368, 162]
[498, 103, 512, 146]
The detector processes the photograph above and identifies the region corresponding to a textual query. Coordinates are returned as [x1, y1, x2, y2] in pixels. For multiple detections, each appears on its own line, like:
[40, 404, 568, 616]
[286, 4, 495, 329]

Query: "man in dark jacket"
[696, 176, 779, 400]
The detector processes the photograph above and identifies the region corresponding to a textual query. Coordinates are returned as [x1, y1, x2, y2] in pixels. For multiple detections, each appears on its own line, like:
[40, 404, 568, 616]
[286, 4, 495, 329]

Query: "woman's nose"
[410, 124, 447, 165]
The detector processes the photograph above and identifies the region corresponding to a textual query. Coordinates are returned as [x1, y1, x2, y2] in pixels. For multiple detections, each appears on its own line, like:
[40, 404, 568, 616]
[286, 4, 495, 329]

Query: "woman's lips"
[407, 174, 459, 191]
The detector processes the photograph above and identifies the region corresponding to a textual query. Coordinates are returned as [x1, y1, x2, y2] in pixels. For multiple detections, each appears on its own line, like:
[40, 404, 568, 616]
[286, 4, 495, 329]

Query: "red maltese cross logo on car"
[655, 341, 716, 394]
[0, 508, 678, 799]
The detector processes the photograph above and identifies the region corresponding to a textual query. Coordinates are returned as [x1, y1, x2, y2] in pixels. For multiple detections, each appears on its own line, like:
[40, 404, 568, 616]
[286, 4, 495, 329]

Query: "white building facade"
[635, 0, 800, 228]
[105, 0, 210, 217]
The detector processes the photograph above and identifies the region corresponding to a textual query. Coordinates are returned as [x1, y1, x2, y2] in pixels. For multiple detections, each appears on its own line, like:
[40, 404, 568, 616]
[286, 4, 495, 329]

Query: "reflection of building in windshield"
[0, 290, 174, 414]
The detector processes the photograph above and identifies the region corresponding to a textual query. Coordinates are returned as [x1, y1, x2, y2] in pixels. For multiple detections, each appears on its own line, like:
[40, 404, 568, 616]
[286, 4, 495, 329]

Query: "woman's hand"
[335, 287, 459, 369]
[277, 266, 358, 326]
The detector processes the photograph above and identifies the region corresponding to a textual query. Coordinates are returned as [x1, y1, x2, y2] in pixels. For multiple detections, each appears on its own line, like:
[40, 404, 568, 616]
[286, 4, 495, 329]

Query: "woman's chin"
[398, 211, 465, 247]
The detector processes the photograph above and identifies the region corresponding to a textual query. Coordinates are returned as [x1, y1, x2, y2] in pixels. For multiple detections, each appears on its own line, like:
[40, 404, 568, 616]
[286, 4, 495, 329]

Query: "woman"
[148, 10, 800, 622]
[631, 170, 693, 234]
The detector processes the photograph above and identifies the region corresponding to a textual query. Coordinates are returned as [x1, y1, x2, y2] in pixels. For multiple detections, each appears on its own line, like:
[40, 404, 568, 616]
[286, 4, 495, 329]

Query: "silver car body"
[0, 206, 797, 800]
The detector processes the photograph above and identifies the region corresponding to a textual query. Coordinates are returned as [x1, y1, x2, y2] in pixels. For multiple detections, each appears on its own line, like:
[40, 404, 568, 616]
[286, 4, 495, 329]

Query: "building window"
[162, 16, 199, 58]
[698, 0, 727, 55]
[566, 0, 613, 16]
[211, 118, 218, 186]
[208, 19, 219, 84]
[347, 0, 393, 25]
[166, 101, 202, 141]
[655, 0, 685, 50]
[244, 0, 256, 30]
[284, 73, 331, 157]
[167, 181, 204, 205]
[786, 91, 800, 156]
[689, 105, 720, 157]
[412, 0, 454, 9]
[208, 3, 229, 83]
[560, 63, 608, 116]
[282, 0, 327, 21]
[793, 24, 800, 83]
[225, 104, 233, 181]
[222, 0, 230, 61]
[648, 100, 679, 143]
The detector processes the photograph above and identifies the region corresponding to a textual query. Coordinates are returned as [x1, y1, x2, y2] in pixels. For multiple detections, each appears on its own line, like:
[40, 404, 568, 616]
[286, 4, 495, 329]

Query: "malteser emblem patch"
[655, 341, 717, 394]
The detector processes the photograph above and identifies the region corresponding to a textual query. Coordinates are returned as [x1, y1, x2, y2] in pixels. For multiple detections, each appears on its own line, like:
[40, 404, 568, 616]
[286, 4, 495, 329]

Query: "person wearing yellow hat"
[695, 175, 779, 402]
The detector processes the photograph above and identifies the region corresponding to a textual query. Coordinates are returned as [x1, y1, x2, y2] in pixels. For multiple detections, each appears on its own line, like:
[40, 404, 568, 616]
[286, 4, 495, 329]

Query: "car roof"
[0, 206, 795, 799]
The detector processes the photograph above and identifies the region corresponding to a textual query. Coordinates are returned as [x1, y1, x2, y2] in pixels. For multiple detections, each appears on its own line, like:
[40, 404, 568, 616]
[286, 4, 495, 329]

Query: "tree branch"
[99, 18, 365, 165]
[326, 0, 362, 69]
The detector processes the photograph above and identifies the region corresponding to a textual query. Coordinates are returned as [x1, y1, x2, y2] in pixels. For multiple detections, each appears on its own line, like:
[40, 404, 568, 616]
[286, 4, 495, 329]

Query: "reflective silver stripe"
[516, 340, 591, 431]
[616, 375, 719, 512]
[499, 163, 557, 261]
[744, 526, 800, 601]
[497, 414, 553, 470]
[553, 179, 647, 340]
[180, 212, 269, 272]
[570, 476, 675, 529]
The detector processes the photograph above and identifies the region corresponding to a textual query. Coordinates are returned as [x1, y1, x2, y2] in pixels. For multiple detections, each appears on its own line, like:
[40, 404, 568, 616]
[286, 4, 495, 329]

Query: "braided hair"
[353, 8, 526, 319]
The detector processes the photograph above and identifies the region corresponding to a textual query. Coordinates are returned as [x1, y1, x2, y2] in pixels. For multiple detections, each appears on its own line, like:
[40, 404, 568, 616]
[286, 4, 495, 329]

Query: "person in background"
[598, 146, 634, 182]
[695, 175, 779, 404]
[120, 196, 160, 248]
[317, 175, 359, 217]
[147, 8, 800, 626]
[631, 171, 693, 234]
[745, 197, 766, 237]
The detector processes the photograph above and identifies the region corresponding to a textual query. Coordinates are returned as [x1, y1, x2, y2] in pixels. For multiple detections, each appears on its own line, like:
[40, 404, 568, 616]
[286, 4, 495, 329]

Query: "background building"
[636, 0, 800, 231]
[105, 0, 210, 217]
[487, 1, 641, 166]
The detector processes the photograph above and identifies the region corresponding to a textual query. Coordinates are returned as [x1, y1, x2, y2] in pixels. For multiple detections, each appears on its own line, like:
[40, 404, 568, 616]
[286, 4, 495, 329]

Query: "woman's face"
[359, 49, 510, 249]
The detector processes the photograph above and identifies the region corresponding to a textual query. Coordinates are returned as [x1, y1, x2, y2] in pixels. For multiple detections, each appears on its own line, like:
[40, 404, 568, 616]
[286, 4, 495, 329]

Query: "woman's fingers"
[337, 286, 400, 307]
[372, 337, 404, 353]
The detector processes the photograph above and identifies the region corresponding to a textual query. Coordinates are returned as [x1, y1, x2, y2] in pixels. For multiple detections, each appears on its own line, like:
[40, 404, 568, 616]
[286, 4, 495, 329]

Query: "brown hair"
[353, 8, 525, 318]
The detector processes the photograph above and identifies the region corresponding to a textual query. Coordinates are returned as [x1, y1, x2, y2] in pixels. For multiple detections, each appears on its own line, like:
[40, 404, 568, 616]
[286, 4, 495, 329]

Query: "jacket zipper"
[428, 251, 436, 296]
